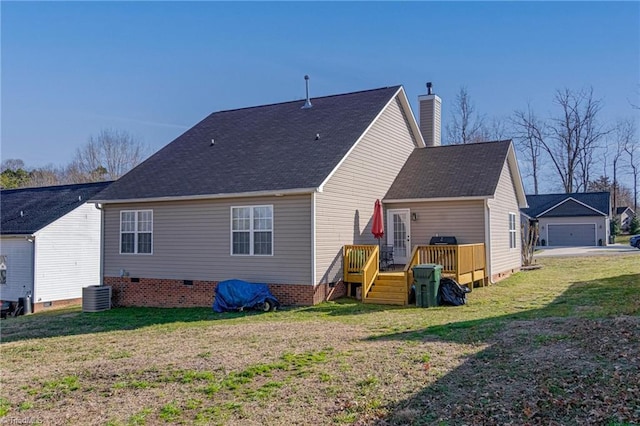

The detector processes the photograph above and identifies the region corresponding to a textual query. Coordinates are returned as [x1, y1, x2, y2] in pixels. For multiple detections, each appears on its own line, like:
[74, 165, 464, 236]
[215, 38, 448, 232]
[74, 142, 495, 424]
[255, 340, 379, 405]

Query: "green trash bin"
[412, 264, 443, 307]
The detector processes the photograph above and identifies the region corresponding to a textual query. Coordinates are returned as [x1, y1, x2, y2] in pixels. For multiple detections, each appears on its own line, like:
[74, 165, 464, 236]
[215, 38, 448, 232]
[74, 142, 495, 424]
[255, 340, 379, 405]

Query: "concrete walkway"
[534, 243, 640, 258]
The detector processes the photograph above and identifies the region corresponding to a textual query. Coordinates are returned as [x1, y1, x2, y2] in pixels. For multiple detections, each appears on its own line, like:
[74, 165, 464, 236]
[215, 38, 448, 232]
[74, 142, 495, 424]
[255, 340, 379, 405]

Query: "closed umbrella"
[372, 199, 384, 244]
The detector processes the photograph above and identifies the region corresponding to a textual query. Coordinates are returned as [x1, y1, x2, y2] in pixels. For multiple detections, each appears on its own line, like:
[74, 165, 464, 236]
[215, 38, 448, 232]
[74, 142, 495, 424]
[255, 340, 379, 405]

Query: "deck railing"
[404, 243, 486, 292]
[343, 245, 379, 299]
[344, 243, 486, 304]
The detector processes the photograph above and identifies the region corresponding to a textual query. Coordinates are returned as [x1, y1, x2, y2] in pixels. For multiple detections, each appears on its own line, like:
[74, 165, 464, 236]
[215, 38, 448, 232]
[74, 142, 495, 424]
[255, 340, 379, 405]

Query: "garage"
[548, 224, 596, 246]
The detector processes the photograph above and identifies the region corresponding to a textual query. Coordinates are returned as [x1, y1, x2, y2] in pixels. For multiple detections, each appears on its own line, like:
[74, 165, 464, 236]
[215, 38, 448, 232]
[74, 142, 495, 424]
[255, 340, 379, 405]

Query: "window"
[120, 210, 153, 254]
[509, 213, 517, 249]
[231, 205, 273, 255]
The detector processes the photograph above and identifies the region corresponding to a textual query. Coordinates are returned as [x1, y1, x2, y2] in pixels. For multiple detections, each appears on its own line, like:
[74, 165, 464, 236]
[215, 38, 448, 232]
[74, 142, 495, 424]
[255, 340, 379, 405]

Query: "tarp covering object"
[212, 279, 280, 313]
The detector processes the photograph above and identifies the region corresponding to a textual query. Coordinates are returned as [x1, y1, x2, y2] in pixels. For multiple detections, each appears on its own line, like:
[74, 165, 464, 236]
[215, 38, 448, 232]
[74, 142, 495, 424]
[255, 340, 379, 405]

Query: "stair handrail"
[361, 245, 379, 301]
[403, 245, 421, 303]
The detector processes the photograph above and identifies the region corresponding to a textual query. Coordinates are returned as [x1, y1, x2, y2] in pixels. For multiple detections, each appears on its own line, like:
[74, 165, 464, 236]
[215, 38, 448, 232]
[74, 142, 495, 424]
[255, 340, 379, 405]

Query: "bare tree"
[71, 129, 148, 182]
[541, 88, 607, 193]
[28, 165, 62, 187]
[610, 119, 635, 209]
[588, 176, 634, 208]
[445, 87, 487, 144]
[624, 130, 639, 212]
[512, 105, 545, 194]
[1, 159, 25, 172]
[521, 220, 539, 267]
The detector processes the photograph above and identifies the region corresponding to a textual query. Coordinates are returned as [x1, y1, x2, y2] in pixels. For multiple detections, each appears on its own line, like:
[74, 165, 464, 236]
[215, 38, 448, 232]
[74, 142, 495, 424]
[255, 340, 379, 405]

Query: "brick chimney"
[418, 82, 441, 147]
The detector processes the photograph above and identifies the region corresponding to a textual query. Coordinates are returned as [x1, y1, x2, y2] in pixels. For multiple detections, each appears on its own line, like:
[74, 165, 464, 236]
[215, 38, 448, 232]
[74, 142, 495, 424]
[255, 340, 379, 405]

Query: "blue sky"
[2, 1, 639, 191]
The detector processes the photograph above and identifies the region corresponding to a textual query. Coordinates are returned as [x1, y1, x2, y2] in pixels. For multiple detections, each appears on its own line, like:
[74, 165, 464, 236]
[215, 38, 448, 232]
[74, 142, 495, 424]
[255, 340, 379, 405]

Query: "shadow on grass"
[293, 297, 407, 316]
[0, 305, 276, 343]
[375, 273, 640, 425]
[0, 297, 398, 343]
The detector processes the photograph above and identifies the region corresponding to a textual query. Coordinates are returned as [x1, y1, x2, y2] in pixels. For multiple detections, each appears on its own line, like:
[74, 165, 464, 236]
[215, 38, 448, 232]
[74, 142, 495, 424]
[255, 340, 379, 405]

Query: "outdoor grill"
[429, 236, 458, 245]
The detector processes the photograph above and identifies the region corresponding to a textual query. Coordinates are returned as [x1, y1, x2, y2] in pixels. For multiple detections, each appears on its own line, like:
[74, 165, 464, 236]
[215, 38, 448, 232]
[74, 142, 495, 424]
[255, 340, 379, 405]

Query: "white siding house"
[0, 182, 111, 312]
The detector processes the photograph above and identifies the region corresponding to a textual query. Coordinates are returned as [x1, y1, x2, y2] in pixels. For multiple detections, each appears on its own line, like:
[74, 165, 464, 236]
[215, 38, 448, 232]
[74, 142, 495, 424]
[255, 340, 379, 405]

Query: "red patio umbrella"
[372, 199, 384, 241]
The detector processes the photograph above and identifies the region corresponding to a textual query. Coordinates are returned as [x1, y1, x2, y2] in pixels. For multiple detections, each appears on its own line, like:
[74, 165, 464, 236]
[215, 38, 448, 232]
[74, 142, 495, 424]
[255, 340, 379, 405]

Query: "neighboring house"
[92, 86, 425, 307]
[521, 192, 611, 246]
[616, 206, 635, 233]
[0, 182, 112, 312]
[383, 139, 528, 282]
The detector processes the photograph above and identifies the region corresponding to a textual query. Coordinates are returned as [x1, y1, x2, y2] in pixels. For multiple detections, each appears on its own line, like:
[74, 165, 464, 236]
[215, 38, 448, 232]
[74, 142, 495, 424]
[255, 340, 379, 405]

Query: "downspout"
[28, 235, 36, 302]
[311, 193, 317, 286]
[95, 203, 105, 286]
[484, 199, 494, 284]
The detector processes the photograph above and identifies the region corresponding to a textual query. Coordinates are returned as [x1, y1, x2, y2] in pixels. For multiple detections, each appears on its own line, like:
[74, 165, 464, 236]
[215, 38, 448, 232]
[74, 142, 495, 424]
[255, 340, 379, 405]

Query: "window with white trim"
[509, 212, 517, 249]
[231, 205, 273, 255]
[120, 210, 153, 254]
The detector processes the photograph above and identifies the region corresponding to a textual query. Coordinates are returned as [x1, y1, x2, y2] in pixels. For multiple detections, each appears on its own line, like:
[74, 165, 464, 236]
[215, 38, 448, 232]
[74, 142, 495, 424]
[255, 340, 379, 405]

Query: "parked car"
[630, 235, 640, 249]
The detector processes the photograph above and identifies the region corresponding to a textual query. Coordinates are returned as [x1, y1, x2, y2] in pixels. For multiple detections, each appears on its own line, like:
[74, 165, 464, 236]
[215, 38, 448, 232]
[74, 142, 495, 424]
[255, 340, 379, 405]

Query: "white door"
[386, 209, 411, 265]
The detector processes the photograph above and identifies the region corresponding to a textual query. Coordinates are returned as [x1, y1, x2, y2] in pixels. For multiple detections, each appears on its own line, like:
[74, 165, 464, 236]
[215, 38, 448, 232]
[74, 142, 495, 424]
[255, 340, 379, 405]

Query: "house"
[92, 86, 425, 307]
[0, 182, 112, 312]
[521, 192, 611, 246]
[616, 206, 635, 233]
[383, 139, 528, 282]
[91, 83, 529, 308]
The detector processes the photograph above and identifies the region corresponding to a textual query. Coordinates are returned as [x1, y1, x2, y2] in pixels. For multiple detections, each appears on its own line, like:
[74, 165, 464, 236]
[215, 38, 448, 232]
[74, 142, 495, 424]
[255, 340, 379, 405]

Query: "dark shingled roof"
[384, 140, 513, 200]
[522, 192, 610, 218]
[1, 181, 112, 235]
[616, 206, 633, 215]
[94, 86, 402, 201]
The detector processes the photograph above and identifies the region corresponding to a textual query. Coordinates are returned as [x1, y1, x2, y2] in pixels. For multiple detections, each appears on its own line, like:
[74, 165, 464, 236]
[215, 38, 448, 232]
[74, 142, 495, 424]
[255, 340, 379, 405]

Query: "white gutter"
[484, 199, 494, 284]
[383, 195, 492, 204]
[92, 187, 318, 205]
[311, 192, 317, 286]
[94, 203, 105, 286]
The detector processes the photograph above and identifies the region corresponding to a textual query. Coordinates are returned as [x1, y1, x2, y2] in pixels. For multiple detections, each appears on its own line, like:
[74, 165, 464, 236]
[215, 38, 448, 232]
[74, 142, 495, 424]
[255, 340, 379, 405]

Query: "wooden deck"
[343, 243, 487, 305]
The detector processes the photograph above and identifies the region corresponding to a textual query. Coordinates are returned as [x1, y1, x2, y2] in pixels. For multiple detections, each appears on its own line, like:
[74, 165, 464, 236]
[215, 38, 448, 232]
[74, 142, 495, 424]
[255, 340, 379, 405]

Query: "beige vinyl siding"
[487, 159, 522, 275]
[103, 194, 312, 284]
[383, 200, 486, 247]
[315, 96, 418, 283]
[34, 203, 102, 302]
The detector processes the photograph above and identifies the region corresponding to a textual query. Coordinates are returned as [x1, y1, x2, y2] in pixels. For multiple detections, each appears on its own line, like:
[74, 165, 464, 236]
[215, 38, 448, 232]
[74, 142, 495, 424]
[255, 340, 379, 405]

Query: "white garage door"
[548, 224, 596, 246]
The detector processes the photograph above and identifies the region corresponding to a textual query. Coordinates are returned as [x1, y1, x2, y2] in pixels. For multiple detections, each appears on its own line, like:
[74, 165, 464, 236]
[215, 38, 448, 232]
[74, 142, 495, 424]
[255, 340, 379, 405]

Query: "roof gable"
[384, 140, 523, 202]
[616, 206, 634, 215]
[538, 197, 607, 217]
[522, 192, 610, 218]
[94, 86, 414, 202]
[1, 182, 112, 235]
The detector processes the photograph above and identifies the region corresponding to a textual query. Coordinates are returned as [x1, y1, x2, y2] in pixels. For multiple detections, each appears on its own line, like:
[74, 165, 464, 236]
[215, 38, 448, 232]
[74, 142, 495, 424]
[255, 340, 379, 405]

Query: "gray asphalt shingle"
[384, 140, 513, 200]
[522, 192, 610, 218]
[94, 86, 402, 201]
[1, 181, 113, 235]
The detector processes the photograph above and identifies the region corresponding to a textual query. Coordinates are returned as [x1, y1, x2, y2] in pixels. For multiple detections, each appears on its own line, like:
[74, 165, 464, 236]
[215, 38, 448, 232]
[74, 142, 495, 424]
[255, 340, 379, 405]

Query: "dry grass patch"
[0, 254, 638, 424]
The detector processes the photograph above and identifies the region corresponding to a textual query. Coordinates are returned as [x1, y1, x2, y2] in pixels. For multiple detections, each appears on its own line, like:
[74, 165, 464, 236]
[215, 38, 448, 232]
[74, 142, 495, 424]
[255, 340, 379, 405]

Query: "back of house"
[92, 85, 424, 307]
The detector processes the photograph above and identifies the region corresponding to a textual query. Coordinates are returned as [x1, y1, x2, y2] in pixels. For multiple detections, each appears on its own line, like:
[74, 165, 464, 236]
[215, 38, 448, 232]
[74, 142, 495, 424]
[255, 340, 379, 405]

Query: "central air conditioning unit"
[82, 285, 112, 312]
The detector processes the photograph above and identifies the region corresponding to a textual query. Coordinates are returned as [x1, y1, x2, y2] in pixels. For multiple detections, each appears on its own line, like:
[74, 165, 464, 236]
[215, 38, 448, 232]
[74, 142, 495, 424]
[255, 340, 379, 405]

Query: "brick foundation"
[103, 277, 347, 308]
[32, 297, 82, 313]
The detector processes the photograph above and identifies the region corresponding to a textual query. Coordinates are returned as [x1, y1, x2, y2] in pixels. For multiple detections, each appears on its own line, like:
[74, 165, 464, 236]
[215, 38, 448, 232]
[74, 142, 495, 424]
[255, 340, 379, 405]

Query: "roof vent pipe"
[301, 75, 312, 109]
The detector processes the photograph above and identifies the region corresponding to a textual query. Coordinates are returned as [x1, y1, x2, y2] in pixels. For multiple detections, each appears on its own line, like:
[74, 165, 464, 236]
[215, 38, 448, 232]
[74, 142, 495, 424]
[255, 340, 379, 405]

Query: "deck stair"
[364, 272, 406, 305]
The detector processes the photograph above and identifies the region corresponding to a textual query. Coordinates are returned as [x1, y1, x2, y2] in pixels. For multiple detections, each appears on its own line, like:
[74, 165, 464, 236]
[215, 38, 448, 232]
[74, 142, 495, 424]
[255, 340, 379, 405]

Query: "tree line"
[445, 86, 639, 212]
[3, 87, 639, 214]
[1, 129, 148, 189]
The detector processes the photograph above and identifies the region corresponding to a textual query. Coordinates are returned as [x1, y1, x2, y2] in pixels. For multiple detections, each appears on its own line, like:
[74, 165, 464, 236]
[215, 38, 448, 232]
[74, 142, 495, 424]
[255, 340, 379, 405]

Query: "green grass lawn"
[1, 254, 638, 425]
